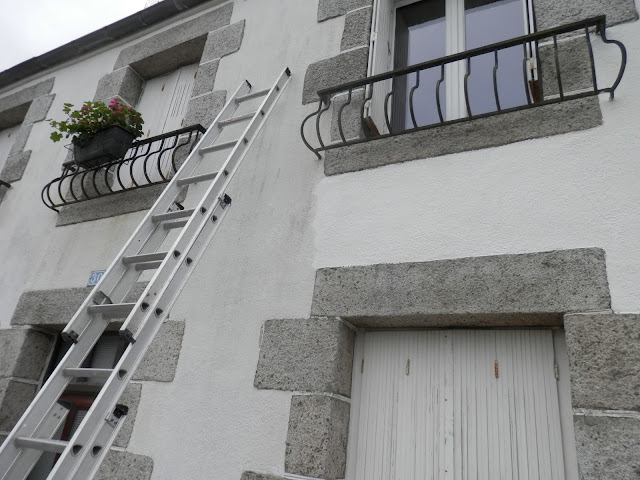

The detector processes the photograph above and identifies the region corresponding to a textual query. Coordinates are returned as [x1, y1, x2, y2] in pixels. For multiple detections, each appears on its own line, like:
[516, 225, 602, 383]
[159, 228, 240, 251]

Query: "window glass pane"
[465, 0, 527, 115]
[394, 0, 446, 129]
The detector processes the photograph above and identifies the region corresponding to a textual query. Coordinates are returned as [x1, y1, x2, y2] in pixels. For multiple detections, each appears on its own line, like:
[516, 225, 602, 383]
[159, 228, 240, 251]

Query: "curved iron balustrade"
[42, 124, 206, 212]
[301, 16, 627, 159]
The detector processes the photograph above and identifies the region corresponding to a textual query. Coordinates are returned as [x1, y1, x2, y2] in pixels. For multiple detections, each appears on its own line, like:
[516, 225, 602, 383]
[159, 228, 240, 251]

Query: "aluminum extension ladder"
[0, 67, 291, 480]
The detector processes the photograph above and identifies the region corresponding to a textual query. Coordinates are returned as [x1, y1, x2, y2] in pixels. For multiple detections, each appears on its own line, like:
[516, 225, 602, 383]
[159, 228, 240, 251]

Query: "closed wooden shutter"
[351, 330, 567, 480]
[367, 0, 395, 134]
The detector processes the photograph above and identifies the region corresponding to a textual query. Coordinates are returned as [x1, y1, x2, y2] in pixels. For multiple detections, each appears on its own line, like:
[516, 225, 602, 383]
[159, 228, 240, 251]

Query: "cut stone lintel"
[312, 248, 611, 327]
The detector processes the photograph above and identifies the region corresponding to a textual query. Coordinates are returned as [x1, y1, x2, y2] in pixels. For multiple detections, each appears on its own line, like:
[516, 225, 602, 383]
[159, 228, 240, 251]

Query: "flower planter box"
[73, 125, 136, 169]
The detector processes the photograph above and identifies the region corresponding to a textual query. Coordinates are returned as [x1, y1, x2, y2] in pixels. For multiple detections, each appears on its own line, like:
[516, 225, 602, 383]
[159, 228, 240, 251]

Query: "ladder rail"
[58, 81, 251, 344]
[48, 68, 291, 479]
[0, 70, 293, 480]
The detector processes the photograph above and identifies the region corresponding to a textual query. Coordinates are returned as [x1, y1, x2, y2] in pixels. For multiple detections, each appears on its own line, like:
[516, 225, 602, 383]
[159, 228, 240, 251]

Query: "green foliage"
[48, 98, 144, 145]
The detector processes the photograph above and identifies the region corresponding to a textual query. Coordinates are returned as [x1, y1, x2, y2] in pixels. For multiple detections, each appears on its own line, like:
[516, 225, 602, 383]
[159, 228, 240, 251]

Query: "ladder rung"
[163, 219, 188, 230]
[15, 437, 68, 454]
[122, 252, 167, 265]
[218, 111, 256, 127]
[235, 89, 269, 103]
[87, 303, 135, 318]
[63, 368, 113, 379]
[199, 140, 238, 155]
[177, 171, 219, 187]
[134, 260, 163, 271]
[151, 209, 194, 223]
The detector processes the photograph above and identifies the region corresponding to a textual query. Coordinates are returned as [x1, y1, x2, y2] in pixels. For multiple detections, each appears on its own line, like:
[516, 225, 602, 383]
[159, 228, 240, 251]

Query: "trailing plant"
[49, 98, 144, 145]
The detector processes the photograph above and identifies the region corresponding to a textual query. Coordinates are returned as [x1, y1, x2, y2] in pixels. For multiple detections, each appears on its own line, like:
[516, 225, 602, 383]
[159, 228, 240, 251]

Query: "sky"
[0, 0, 151, 72]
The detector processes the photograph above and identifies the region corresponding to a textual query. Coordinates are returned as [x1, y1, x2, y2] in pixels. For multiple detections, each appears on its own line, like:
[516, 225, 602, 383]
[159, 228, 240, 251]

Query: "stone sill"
[323, 96, 602, 176]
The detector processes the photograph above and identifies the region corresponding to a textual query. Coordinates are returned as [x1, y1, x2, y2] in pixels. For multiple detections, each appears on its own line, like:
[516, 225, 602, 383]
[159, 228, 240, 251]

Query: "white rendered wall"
[314, 18, 640, 313]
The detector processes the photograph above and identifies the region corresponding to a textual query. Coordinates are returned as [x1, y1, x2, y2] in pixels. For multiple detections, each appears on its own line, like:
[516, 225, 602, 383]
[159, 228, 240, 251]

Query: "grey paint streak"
[324, 97, 602, 175]
[312, 248, 611, 322]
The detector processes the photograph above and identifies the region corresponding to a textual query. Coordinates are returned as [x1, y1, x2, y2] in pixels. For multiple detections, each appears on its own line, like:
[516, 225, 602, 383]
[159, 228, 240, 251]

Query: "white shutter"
[163, 63, 198, 132]
[136, 70, 179, 139]
[350, 330, 567, 480]
[367, 0, 395, 134]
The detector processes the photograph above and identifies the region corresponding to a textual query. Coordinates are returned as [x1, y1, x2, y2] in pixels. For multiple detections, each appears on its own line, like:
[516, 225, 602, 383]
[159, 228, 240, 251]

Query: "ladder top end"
[285, 67, 292, 77]
[245, 79, 252, 89]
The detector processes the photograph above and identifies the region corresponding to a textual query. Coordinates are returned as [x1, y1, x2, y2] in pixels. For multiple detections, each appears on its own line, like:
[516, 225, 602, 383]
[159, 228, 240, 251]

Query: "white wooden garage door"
[349, 330, 568, 480]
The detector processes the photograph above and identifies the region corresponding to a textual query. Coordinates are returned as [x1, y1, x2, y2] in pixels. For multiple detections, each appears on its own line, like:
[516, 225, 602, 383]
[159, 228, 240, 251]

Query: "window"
[28, 334, 127, 479]
[117, 63, 198, 188]
[368, 0, 534, 132]
[347, 330, 577, 480]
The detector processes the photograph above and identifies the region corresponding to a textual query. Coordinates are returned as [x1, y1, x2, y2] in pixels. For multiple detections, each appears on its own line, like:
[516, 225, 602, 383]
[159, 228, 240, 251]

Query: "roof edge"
[0, 0, 215, 91]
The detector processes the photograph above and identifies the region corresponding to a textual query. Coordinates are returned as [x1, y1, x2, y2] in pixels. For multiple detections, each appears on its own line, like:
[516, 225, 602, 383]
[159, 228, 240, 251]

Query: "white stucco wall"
[314, 19, 640, 313]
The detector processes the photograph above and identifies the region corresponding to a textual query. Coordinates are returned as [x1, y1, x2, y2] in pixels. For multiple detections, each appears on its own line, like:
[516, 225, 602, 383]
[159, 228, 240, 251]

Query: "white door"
[350, 330, 567, 480]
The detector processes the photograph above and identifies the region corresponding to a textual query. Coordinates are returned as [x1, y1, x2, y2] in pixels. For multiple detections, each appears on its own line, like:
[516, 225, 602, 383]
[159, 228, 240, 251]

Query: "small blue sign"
[87, 270, 106, 287]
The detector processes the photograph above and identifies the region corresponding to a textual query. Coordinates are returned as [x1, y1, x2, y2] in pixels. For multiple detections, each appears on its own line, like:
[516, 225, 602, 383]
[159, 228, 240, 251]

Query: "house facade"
[0, 0, 639, 478]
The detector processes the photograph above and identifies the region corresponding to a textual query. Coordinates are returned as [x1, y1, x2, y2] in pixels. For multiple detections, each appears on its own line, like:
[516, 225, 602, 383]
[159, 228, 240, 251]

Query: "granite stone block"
[130, 36, 209, 80]
[114, 4, 233, 73]
[303, 47, 369, 104]
[11, 283, 148, 328]
[94, 67, 144, 106]
[324, 97, 602, 175]
[574, 414, 640, 480]
[192, 60, 220, 97]
[95, 450, 153, 480]
[533, 0, 638, 29]
[8, 125, 32, 156]
[312, 248, 610, 327]
[0, 379, 37, 431]
[255, 318, 354, 396]
[330, 88, 366, 141]
[0, 329, 53, 381]
[341, 7, 372, 51]
[1, 151, 32, 183]
[114, 383, 141, 448]
[134, 321, 185, 382]
[201, 21, 245, 63]
[285, 395, 350, 479]
[540, 36, 594, 98]
[318, 0, 373, 22]
[184, 90, 226, 128]
[56, 183, 171, 226]
[564, 314, 640, 411]
[23, 94, 56, 125]
[241, 473, 286, 480]
[0, 78, 54, 116]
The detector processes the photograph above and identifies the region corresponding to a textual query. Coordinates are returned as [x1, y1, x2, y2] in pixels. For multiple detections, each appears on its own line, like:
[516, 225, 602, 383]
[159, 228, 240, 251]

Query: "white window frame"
[366, 0, 536, 130]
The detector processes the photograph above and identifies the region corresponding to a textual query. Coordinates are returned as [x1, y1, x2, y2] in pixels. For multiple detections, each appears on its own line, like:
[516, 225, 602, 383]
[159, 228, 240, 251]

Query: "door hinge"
[361, 358, 365, 374]
[405, 359, 410, 376]
[494, 360, 499, 379]
[554, 362, 560, 380]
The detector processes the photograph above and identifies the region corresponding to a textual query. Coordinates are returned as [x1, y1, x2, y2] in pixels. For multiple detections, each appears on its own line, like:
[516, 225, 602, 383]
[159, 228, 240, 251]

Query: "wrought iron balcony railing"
[301, 16, 626, 158]
[42, 124, 205, 212]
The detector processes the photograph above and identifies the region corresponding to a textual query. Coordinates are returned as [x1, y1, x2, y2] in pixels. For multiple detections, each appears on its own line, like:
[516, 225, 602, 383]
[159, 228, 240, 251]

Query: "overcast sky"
[0, 0, 150, 72]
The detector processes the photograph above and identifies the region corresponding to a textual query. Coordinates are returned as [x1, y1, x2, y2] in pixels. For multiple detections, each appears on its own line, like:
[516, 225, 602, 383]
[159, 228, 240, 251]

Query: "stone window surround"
[303, 0, 639, 175]
[1, 282, 186, 480]
[0, 78, 56, 200]
[248, 247, 640, 480]
[56, 1, 246, 225]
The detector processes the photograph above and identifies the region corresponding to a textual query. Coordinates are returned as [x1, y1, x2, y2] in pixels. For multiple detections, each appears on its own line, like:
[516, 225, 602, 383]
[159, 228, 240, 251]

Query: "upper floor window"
[369, 0, 534, 132]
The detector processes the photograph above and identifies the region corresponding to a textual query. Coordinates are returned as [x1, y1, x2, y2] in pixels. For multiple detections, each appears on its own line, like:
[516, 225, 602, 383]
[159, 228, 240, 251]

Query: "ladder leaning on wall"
[0, 67, 292, 480]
